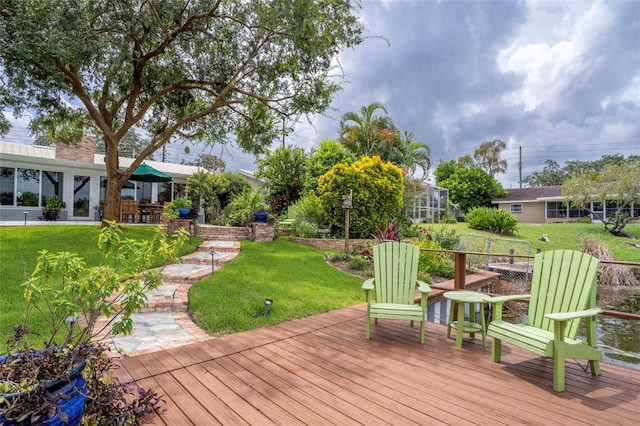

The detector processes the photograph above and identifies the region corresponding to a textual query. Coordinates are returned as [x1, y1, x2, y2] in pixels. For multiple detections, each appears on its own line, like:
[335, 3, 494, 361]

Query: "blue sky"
[3, 0, 639, 188]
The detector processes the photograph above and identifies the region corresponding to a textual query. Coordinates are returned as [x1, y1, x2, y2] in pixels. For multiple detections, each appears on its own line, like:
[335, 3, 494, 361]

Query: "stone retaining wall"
[289, 236, 370, 251]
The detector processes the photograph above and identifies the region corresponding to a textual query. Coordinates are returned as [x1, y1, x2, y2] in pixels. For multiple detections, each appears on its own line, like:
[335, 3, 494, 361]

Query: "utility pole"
[519, 146, 522, 188]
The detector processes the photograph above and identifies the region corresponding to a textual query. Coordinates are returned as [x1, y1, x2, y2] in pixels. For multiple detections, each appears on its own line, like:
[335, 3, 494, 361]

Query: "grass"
[189, 238, 363, 336]
[0, 225, 202, 349]
[422, 222, 640, 262]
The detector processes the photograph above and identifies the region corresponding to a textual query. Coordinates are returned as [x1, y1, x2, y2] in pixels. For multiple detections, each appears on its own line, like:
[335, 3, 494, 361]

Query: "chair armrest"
[545, 308, 602, 322]
[416, 280, 431, 294]
[485, 294, 530, 304]
[362, 279, 375, 290]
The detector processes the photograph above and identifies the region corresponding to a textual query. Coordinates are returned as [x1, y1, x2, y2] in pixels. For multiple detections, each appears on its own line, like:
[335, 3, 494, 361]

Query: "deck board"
[116, 304, 640, 425]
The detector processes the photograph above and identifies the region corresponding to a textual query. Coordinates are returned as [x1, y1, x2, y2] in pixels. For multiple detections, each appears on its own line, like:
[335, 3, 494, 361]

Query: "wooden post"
[454, 251, 466, 290]
[344, 208, 350, 253]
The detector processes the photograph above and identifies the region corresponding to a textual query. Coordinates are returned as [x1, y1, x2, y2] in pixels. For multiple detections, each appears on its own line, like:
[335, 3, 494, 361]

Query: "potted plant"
[0, 222, 189, 425]
[39, 195, 66, 221]
[221, 189, 269, 226]
[167, 197, 192, 219]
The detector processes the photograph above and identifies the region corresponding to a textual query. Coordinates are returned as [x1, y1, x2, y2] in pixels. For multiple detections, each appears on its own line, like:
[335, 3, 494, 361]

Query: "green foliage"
[290, 194, 327, 237]
[221, 189, 268, 226]
[255, 146, 307, 215]
[294, 221, 319, 238]
[465, 207, 519, 235]
[304, 139, 354, 193]
[44, 195, 66, 209]
[0, 0, 365, 221]
[347, 255, 371, 271]
[338, 103, 432, 176]
[420, 225, 460, 250]
[413, 238, 449, 275]
[562, 160, 640, 236]
[316, 156, 404, 238]
[436, 163, 506, 213]
[186, 170, 216, 220]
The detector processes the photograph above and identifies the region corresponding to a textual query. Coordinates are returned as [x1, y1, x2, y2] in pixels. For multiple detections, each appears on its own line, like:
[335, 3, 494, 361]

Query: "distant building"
[492, 186, 640, 223]
[0, 137, 204, 221]
[405, 182, 449, 222]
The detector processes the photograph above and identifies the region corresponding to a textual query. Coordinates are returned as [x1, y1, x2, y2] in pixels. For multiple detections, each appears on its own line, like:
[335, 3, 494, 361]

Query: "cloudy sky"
[3, 0, 639, 188]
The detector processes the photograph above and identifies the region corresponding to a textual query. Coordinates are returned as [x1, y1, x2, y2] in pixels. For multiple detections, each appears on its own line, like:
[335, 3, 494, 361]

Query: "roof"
[0, 141, 204, 178]
[0, 141, 56, 159]
[493, 186, 562, 203]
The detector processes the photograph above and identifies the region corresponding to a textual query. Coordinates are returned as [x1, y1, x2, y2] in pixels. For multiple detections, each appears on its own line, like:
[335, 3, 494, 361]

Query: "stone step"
[179, 251, 238, 266]
[197, 225, 250, 241]
[196, 240, 241, 253]
[158, 264, 213, 284]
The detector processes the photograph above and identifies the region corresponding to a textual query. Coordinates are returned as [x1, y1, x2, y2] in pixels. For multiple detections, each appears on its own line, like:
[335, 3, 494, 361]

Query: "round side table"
[444, 290, 488, 348]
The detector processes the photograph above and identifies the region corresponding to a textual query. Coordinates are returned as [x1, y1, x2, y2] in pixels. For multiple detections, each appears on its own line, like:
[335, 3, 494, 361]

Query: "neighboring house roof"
[493, 186, 562, 203]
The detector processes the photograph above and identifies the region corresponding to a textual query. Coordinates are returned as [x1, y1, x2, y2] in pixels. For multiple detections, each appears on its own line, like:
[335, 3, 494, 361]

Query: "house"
[0, 137, 205, 222]
[492, 186, 640, 223]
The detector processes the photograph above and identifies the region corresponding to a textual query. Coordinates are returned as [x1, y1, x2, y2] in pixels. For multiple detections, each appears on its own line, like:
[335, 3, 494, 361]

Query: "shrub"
[316, 156, 404, 238]
[293, 221, 319, 238]
[222, 190, 268, 226]
[291, 194, 326, 229]
[420, 225, 459, 250]
[465, 207, 518, 235]
[413, 238, 449, 274]
[347, 256, 371, 271]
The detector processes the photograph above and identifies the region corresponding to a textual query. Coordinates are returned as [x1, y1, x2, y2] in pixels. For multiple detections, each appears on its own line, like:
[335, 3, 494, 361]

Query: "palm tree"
[339, 102, 396, 159]
[395, 131, 432, 178]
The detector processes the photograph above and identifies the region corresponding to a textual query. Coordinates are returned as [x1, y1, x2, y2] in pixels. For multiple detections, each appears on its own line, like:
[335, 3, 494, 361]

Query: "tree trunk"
[102, 137, 124, 223]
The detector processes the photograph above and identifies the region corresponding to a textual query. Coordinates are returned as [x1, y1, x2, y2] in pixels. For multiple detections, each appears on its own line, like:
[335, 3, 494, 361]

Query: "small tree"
[562, 161, 640, 238]
[436, 163, 506, 213]
[256, 146, 308, 215]
[316, 156, 404, 238]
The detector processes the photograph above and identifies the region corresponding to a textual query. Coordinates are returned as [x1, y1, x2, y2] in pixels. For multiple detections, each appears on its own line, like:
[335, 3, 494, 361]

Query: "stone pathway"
[101, 240, 241, 357]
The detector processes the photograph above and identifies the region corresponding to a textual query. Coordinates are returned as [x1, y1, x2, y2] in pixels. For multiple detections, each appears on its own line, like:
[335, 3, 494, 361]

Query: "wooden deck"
[116, 304, 640, 425]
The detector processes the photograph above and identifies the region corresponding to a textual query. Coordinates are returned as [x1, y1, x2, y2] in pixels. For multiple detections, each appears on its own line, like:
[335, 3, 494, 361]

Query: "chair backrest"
[372, 241, 420, 305]
[121, 199, 138, 214]
[528, 250, 600, 338]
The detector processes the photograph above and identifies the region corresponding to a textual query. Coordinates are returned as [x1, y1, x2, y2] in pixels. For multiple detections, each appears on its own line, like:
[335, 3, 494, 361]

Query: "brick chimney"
[55, 136, 96, 163]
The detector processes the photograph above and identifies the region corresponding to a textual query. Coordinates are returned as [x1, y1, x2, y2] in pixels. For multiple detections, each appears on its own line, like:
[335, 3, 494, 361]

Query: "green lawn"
[423, 222, 640, 262]
[0, 225, 201, 347]
[189, 238, 363, 336]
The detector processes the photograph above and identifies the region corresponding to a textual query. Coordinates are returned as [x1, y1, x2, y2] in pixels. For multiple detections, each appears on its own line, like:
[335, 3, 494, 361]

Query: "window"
[17, 168, 40, 206]
[41, 171, 63, 206]
[546, 201, 567, 219]
[510, 204, 523, 213]
[158, 182, 172, 203]
[0, 167, 14, 205]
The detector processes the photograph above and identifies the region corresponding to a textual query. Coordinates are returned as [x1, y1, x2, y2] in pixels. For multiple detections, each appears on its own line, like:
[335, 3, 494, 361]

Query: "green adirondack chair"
[363, 241, 431, 344]
[487, 249, 602, 392]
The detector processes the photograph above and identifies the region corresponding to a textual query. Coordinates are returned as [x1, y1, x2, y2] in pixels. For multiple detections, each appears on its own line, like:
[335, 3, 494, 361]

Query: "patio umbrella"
[129, 163, 172, 182]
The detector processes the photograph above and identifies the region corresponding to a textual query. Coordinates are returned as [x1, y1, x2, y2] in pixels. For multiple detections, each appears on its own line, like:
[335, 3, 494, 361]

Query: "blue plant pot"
[177, 208, 192, 219]
[253, 212, 268, 223]
[0, 358, 86, 426]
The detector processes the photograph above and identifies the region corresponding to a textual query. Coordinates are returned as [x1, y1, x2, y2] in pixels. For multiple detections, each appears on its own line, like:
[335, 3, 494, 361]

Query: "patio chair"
[487, 249, 602, 392]
[363, 241, 431, 344]
[120, 199, 138, 223]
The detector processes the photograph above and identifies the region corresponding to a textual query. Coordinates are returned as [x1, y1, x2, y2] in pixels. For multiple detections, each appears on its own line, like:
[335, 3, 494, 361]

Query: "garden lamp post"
[264, 298, 273, 316]
[24, 211, 28, 226]
[209, 251, 216, 274]
[342, 190, 352, 253]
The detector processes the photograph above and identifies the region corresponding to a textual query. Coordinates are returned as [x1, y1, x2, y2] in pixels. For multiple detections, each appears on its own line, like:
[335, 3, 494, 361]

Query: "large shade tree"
[0, 0, 364, 221]
[561, 161, 640, 239]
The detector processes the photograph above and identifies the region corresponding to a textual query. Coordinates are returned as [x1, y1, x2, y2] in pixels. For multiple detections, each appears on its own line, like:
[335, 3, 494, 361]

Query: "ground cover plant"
[189, 238, 363, 336]
[0, 225, 201, 351]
